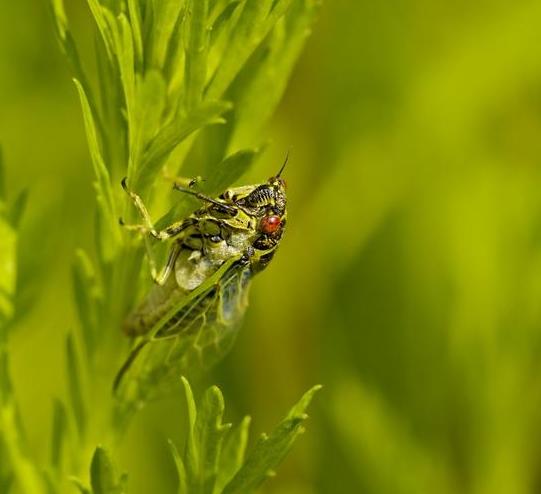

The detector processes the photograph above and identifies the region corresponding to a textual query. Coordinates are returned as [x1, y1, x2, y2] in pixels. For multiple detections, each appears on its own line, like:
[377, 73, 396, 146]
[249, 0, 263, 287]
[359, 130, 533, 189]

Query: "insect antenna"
[276, 150, 290, 177]
[173, 183, 237, 214]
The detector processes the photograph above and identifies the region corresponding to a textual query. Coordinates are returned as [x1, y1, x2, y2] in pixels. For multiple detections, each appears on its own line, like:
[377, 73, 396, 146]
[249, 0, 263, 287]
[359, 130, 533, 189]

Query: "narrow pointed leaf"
[223, 385, 321, 494]
[66, 334, 86, 436]
[136, 100, 231, 192]
[127, 0, 144, 66]
[0, 146, 5, 201]
[0, 398, 47, 494]
[206, 0, 291, 99]
[73, 78, 119, 260]
[184, 0, 210, 110]
[0, 332, 12, 401]
[50, 399, 68, 470]
[231, 0, 320, 148]
[71, 477, 91, 494]
[181, 376, 199, 492]
[168, 439, 188, 494]
[190, 386, 231, 493]
[0, 217, 16, 321]
[149, 0, 184, 69]
[8, 189, 29, 229]
[86, 0, 115, 60]
[117, 13, 136, 127]
[72, 249, 101, 358]
[128, 71, 167, 181]
[90, 447, 125, 494]
[203, 148, 260, 195]
[215, 416, 251, 492]
[50, 0, 103, 140]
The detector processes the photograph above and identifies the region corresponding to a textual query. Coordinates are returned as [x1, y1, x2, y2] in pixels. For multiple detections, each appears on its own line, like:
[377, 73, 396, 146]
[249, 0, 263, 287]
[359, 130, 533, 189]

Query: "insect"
[113, 160, 287, 397]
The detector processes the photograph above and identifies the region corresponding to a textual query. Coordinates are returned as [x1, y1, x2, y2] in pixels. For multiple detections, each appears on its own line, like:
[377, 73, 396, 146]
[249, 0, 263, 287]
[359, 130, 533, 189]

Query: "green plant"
[0, 149, 44, 494]
[76, 380, 320, 494]
[0, 1, 320, 493]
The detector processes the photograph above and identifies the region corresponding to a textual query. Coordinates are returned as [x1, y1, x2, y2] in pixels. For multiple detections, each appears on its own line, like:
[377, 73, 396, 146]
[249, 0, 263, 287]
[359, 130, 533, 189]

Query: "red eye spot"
[260, 215, 281, 234]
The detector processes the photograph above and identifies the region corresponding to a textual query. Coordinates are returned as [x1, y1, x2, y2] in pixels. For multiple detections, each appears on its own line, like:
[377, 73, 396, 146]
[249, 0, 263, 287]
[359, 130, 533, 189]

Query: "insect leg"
[162, 168, 205, 188]
[121, 178, 196, 240]
[173, 183, 238, 215]
[154, 242, 182, 285]
[121, 177, 156, 232]
[113, 339, 148, 394]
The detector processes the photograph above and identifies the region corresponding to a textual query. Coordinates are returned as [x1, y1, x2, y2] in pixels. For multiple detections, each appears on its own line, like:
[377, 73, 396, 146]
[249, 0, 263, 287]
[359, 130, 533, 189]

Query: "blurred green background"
[4, 0, 541, 492]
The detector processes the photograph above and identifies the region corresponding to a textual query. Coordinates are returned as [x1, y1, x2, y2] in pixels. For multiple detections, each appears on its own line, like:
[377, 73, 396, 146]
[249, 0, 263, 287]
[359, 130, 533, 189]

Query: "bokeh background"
[4, 0, 541, 492]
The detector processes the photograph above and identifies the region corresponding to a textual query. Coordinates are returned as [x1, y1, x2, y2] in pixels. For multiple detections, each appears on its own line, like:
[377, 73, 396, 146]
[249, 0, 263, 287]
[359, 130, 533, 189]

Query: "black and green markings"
[114, 161, 288, 392]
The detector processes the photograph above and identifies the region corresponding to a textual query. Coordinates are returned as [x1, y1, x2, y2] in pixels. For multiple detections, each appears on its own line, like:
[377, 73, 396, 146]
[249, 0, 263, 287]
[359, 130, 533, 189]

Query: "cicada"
[113, 162, 287, 399]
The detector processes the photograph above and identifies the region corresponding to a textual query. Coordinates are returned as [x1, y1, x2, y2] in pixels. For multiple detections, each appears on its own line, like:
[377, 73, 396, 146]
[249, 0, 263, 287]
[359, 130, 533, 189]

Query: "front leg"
[120, 177, 196, 240]
[154, 242, 182, 285]
[120, 179, 195, 284]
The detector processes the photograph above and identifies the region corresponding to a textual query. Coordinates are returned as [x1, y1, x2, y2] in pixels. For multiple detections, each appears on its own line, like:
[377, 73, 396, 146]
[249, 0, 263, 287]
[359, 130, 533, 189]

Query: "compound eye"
[260, 215, 281, 234]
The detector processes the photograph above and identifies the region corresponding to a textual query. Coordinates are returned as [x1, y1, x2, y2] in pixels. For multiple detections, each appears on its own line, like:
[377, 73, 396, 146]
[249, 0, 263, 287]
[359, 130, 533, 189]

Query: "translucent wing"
[114, 257, 252, 410]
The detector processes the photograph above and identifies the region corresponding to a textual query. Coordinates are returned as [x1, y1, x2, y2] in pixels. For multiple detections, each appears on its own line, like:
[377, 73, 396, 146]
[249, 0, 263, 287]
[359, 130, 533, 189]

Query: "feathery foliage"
[2, 0, 324, 492]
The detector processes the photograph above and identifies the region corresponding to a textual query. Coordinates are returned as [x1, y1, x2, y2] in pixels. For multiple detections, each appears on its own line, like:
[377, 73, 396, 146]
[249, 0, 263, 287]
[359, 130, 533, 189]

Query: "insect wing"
[114, 257, 252, 399]
[157, 260, 252, 370]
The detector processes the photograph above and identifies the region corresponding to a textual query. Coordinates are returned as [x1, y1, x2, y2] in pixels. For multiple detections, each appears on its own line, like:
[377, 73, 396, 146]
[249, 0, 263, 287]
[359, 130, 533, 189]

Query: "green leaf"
[116, 13, 136, 127]
[181, 376, 197, 459]
[162, 7, 186, 90]
[73, 76, 111, 187]
[215, 416, 251, 493]
[184, 0, 210, 110]
[8, 189, 29, 229]
[136, 100, 231, 193]
[0, 146, 5, 201]
[203, 148, 260, 195]
[168, 439, 188, 494]
[127, 0, 144, 67]
[50, 399, 67, 470]
[180, 109, 233, 180]
[70, 477, 91, 494]
[86, 0, 115, 60]
[267, 0, 295, 24]
[72, 249, 102, 358]
[50, 0, 103, 142]
[120, 379, 319, 494]
[90, 447, 125, 494]
[73, 78, 120, 260]
[42, 471, 59, 494]
[206, 1, 240, 82]
[210, 1, 242, 36]
[50, 0, 68, 39]
[0, 390, 47, 494]
[0, 331, 12, 402]
[98, 8, 136, 140]
[0, 217, 16, 321]
[222, 385, 321, 494]
[149, 0, 185, 69]
[128, 70, 167, 182]
[189, 386, 231, 493]
[66, 334, 86, 437]
[205, 0, 291, 99]
[230, 0, 320, 149]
